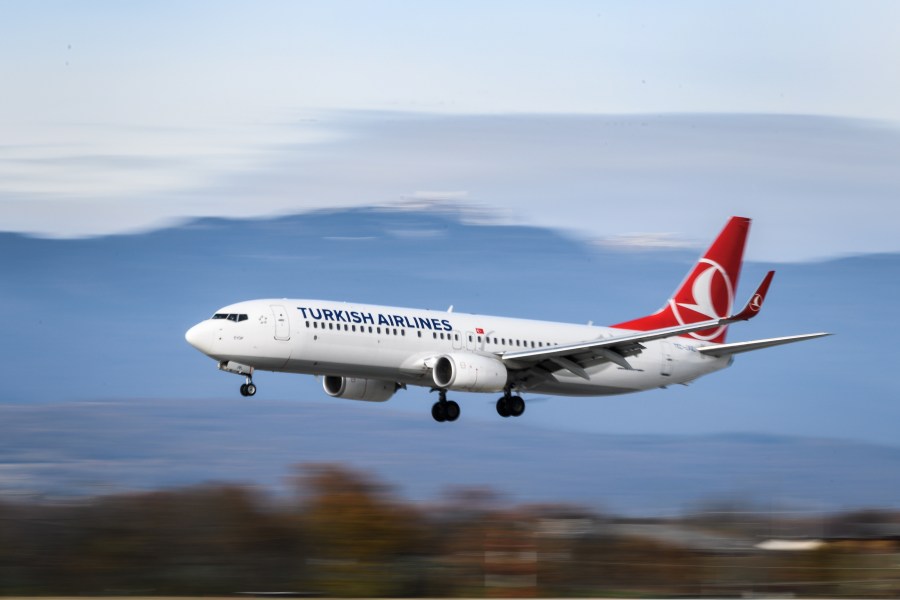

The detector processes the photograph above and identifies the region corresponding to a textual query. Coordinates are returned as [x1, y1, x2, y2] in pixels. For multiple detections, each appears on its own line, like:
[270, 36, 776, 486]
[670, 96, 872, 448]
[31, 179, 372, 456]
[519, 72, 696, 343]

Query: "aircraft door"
[452, 330, 463, 350]
[660, 341, 674, 377]
[270, 305, 290, 341]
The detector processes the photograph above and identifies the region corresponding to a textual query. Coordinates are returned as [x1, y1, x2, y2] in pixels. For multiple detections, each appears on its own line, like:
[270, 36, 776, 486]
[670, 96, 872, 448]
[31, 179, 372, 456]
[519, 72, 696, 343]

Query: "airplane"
[185, 216, 829, 422]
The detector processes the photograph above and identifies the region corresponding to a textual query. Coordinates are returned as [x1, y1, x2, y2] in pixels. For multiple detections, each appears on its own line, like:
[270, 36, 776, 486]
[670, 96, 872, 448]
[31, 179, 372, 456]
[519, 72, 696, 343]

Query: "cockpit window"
[212, 313, 248, 322]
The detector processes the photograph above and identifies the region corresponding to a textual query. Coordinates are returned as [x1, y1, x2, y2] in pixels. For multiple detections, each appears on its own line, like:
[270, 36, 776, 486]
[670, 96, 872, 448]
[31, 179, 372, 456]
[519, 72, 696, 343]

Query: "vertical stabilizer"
[612, 216, 751, 344]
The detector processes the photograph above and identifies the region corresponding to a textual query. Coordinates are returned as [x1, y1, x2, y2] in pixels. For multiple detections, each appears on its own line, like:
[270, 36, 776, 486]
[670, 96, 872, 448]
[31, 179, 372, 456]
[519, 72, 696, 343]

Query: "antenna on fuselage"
[447, 305, 454, 313]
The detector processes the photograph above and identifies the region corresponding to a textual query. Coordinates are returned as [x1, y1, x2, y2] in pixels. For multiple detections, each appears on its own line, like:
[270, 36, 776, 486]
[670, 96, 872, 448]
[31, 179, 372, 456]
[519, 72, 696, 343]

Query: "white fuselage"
[185, 298, 731, 396]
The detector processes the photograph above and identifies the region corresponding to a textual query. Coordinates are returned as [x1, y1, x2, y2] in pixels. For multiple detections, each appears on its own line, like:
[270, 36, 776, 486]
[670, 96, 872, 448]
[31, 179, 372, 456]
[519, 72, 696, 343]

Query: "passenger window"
[377, 327, 381, 334]
[305, 321, 310, 328]
[417, 331, 422, 338]
[401, 330, 405, 336]
[531, 341, 535, 348]
[393, 328, 397, 335]
[454, 333, 459, 341]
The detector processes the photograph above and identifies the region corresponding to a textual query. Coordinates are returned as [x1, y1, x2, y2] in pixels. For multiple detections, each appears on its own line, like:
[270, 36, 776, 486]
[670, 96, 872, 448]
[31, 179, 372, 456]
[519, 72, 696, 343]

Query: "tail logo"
[749, 293, 763, 312]
[672, 258, 734, 341]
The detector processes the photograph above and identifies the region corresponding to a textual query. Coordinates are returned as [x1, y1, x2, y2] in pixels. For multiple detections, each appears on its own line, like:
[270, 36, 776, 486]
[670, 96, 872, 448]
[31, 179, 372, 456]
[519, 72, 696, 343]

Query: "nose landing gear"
[239, 377, 257, 397]
[218, 361, 256, 398]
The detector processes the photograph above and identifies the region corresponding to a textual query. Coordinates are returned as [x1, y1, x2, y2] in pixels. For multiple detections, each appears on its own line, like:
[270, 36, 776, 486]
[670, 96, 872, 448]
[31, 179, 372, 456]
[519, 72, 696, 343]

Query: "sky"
[2, 2, 900, 505]
[2, 1, 900, 259]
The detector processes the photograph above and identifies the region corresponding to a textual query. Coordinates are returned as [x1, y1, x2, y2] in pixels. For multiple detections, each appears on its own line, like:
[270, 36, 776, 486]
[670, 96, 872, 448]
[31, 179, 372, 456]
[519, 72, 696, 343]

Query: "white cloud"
[405, 191, 470, 201]
[594, 233, 699, 251]
[2, 112, 899, 261]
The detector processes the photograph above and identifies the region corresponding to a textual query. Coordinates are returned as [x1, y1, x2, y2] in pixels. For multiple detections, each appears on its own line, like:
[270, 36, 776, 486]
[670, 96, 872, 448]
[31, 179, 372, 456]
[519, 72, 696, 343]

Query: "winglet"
[730, 270, 774, 322]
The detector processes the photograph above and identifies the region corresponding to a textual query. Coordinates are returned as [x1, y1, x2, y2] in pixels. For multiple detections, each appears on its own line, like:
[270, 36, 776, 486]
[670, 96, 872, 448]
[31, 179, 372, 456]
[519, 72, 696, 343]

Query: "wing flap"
[550, 356, 591, 380]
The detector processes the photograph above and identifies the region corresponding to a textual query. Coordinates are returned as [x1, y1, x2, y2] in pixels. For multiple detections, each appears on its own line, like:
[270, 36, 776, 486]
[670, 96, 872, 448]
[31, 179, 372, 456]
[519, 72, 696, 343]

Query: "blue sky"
[2, 1, 900, 259]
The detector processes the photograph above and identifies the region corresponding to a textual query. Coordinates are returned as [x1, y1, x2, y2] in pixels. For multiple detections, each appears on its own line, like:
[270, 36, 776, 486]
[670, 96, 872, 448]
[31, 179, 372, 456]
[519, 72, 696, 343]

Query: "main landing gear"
[239, 376, 257, 397]
[496, 391, 525, 418]
[431, 389, 460, 423]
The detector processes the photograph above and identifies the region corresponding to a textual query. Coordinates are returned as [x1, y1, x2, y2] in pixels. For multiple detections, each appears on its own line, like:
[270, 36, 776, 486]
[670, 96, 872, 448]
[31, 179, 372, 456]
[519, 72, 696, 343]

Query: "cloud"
[2, 112, 899, 260]
[403, 190, 470, 201]
[594, 233, 699, 251]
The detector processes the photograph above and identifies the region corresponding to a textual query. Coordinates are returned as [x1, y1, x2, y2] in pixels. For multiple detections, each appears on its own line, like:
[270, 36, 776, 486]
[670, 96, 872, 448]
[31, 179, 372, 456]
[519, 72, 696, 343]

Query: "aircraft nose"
[185, 322, 215, 355]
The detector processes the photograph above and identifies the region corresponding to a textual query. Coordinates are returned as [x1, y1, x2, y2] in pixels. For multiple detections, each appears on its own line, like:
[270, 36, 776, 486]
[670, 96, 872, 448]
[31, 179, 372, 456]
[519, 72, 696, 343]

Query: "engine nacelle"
[323, 376, 396, 402]
[432, 353, 508, 392]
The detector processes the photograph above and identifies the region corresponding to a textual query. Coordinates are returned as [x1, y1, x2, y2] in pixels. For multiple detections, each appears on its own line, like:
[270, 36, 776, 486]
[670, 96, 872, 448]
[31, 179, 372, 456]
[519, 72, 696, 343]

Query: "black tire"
[240, 384, 249, 397]
[246, 383, 257, 397]
[432, 402, 447, 422]
[509, 395, 525, 417]
[445, 400, 460, 422]
[496, 397, 511, 418]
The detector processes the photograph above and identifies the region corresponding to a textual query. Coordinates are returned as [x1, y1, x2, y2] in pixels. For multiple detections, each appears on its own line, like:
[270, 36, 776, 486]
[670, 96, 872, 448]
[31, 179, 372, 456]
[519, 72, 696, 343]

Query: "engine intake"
[432, 353, 508, 392]
[323, 376, 396, 402]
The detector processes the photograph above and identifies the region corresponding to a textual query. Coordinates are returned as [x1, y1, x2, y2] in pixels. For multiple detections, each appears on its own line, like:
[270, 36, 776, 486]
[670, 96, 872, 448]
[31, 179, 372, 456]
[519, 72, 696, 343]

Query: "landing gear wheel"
[497, 393, 525, 418]
[431, 389, 460, 423]
[496, 397, 511, 418]
[240, 383, 249, 397]
[245, 382, 257, 397]
[444, 400, 460, 422]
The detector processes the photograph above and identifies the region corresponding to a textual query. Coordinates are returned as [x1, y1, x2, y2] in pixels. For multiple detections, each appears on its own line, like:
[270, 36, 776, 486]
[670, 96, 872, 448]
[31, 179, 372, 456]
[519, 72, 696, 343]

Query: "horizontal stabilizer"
[698, 332, 831, 357]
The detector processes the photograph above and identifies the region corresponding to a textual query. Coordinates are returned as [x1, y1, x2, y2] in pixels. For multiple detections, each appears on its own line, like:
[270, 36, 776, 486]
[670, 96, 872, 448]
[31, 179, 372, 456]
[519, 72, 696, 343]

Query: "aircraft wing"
[696, 332, 831, 357]
[500, 271, 778, 382]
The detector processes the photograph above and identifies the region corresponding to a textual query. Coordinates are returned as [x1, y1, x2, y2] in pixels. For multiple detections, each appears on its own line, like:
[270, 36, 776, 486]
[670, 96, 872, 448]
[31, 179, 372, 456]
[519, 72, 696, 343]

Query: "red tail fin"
[612, 216, 751, 344]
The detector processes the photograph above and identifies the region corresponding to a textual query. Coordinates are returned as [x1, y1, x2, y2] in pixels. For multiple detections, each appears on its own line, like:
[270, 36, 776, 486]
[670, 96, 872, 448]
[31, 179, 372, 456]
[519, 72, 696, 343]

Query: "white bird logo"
[677, 264, 720, 319]
[672, 259, 734, 341]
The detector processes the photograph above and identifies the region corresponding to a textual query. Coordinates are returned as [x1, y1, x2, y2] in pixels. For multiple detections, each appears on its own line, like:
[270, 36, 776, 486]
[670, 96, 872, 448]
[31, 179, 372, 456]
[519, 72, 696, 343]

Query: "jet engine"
[432, 353, 508, 392]
[322, 376, 396, 402]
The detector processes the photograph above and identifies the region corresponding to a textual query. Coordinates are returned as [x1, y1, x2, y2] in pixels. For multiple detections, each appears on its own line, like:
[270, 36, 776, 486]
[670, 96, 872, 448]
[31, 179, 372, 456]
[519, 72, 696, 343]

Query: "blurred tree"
[292, 463, 428, 596]
[2, 467, 899, 597]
